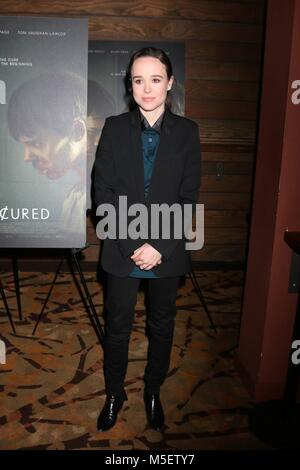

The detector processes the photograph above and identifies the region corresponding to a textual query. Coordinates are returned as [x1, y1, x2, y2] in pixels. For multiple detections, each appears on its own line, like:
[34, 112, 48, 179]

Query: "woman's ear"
[167, 75, 175, 91]
[70, 119, 86, 142]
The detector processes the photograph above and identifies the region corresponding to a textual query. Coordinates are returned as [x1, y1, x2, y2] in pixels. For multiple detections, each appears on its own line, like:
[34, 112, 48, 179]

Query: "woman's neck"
[139, 103, 165, 127]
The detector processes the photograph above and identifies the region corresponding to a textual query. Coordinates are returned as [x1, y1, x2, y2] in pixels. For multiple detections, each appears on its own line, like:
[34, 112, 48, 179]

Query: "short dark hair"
[125, 46, 174, 108]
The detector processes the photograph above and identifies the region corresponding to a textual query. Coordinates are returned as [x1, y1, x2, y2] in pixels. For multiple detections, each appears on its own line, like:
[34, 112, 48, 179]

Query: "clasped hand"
[130, 243, 162, 270]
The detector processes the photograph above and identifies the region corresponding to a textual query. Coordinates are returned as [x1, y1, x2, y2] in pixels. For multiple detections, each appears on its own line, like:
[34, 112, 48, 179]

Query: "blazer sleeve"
[149, 121, 201, 261]
[94, 118, 145, 258]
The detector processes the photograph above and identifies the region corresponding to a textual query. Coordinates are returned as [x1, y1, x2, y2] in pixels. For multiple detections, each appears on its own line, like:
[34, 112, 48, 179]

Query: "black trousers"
[104, 273, 180, 395]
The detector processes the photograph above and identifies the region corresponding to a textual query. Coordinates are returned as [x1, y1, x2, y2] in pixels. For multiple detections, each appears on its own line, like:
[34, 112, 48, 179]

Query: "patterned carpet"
[0, 269, 271, 450]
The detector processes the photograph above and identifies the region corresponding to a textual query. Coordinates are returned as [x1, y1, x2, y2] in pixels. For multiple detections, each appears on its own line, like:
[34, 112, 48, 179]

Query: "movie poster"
[87, 41, 185, 209]
[0, 16, 88, 248]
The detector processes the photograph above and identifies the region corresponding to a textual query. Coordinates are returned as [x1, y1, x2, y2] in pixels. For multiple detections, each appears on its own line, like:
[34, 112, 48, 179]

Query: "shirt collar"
[139, 109, 165, 134]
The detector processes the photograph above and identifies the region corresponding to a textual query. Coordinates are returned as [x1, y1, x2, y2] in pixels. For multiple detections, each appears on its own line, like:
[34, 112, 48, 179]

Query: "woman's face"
[131, 56, 174, 114]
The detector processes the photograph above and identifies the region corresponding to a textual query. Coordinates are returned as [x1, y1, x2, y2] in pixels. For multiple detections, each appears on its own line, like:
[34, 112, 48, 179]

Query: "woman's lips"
[142, 97, 155, 101]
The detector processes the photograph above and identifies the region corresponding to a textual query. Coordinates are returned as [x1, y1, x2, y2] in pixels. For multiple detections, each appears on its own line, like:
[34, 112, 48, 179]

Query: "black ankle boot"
[97, 391, 128, 432]
[144, 391, 164, 431]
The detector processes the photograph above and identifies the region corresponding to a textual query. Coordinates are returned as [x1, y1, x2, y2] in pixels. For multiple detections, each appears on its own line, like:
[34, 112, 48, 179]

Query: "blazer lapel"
[147, 106, 176, 201]
[130, 107, 145, 201]
[129, 106, 177, 202]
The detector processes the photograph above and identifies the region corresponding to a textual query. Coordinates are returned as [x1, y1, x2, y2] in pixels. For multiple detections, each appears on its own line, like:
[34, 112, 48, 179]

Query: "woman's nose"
[143, 81, 151, 93]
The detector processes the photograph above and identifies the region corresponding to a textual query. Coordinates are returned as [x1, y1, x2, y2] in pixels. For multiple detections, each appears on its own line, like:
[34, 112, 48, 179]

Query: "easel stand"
[0, 279, 16, 334]
[32, 248, 104, 347]
[12, 254, 23, 321]
[188, 270, 217, 333]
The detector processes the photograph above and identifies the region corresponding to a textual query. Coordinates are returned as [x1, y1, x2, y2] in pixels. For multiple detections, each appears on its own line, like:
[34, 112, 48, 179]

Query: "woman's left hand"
[130, 243, 162, 270]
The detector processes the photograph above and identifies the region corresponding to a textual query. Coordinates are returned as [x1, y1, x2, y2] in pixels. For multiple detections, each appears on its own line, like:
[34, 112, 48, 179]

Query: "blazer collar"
[140, 108, 164, 134]
[130, 105, 176, 135]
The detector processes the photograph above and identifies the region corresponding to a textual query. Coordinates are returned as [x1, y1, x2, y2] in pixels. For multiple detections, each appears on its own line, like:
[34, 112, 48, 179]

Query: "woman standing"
[94, 47, 201, 431]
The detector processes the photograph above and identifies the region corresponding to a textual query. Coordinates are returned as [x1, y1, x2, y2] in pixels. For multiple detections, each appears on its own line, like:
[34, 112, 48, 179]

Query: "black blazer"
[94, 106, 201, 277]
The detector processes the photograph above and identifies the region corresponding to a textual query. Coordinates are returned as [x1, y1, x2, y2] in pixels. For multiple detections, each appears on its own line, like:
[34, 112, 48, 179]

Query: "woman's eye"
[134, 79, 142, 84]
[153, 79, 161, 83]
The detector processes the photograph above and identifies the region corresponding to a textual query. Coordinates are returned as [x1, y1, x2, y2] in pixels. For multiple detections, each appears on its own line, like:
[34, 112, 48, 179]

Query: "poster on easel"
[0, 16, 88, 248]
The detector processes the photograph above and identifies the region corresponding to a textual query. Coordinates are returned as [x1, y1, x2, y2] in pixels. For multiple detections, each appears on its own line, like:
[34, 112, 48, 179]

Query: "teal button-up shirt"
[129, 109, 164, 278]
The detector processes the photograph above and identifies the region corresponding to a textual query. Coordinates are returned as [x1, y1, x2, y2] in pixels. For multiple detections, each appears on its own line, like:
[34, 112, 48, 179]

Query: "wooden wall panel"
[88, 17, 262, 42]
[187, 100, 257, 120]
[200, 193, 251, 210]
[197, 121, 256, 145]
[186, 80, 259, 101]
[0, 0, 265, 266]
[186, 63, 260, 82]
[202, 150, 254, 162]
[201, 175, 252, 193]
[0, 0, 264, 22]
[202, 161, 252, 174]
[186, 40, 262, 63]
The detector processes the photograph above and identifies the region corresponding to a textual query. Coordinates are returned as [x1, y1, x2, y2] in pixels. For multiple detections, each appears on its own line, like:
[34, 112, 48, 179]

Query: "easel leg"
[32, 255, 65, 335]
[32, 249, 104, 348]
[13, 255, 22, 321]
[70, 249, 104, 346]
[0, 281, 16, 334]
[189, 269, 217, 333]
